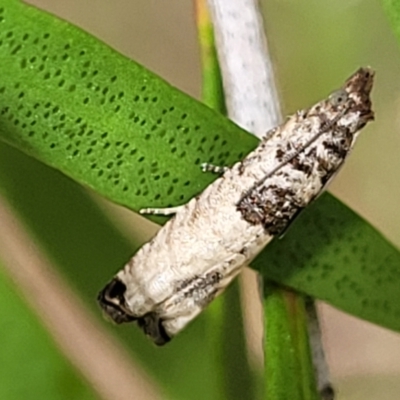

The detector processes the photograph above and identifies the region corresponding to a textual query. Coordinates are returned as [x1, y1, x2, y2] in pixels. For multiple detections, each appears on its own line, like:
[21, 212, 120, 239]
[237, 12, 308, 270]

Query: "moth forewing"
[98, 67, 374, 345]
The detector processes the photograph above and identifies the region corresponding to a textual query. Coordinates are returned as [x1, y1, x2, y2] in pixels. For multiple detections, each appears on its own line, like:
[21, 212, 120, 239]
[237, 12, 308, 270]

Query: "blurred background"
[1, 0, 400, 399]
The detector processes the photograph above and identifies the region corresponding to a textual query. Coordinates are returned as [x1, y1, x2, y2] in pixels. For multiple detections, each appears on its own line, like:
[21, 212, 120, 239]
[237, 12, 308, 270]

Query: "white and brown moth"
[98, 68, 374, 345]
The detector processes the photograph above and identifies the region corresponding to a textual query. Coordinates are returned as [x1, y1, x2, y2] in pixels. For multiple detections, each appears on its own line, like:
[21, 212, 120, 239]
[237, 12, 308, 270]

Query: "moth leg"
[200, 163, 229, 174]
[139, 205, 185, 216]
[141, 162, 229, 216]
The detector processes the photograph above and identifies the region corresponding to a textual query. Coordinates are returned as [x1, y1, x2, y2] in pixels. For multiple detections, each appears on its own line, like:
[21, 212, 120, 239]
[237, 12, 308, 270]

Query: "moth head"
[339, 67, 375, 129]
[98, 278, 171, 345]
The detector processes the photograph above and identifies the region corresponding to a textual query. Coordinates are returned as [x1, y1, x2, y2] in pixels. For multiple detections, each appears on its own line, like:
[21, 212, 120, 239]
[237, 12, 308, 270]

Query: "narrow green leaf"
[380, 0, 400, 45]
[0, 0, 255, 218]
[0, 260, 98, 400]
[253, 193, 400, 332]
[209, 282, 257, 400]
[264, 285, 318, 400]
[196, 0, 226, 112]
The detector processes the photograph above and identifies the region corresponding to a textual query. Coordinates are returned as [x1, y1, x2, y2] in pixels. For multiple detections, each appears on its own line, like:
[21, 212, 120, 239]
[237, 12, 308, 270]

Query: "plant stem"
[195, 2, 256, 399]
[305, 298, 335, 400]
[206, 0, 281, 137]
[205, 0, 329, 398]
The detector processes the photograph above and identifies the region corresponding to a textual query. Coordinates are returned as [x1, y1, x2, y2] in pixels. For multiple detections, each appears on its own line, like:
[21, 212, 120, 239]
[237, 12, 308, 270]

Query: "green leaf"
[253, 194, 400, 332]
[0, 0, 256, 217]
[207, 282, 257, 400]
[264, 285, 318, 400]
[380, 0, 400, 45]
[0, 261, 98, 400]
[196, 0, 226, 112]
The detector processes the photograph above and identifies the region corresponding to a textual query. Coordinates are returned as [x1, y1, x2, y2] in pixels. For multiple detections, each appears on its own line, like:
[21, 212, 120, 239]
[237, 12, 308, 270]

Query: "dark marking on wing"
[174, 271, 223, 306]
[237, 183, 303, 235]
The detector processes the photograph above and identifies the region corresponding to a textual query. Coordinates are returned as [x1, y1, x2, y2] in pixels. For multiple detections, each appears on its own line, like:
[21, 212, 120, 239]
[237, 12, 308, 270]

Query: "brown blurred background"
[11, 0, 400, 398]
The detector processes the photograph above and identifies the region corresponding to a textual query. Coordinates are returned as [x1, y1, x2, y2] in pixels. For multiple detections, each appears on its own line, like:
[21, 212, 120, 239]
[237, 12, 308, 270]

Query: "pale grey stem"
[205, 0, 281, 367]
[206, 0, 334, 396]
[305, 298, 335, 400]
[206, 0, 281, 137]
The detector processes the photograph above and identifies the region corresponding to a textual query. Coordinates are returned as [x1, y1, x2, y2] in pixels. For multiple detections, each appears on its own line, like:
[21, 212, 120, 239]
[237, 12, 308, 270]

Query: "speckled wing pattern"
[98, 68, 374, 345]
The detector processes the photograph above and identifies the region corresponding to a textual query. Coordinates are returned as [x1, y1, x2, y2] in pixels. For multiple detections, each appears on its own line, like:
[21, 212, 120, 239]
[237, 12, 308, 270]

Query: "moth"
[98, 68, 374, 345]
